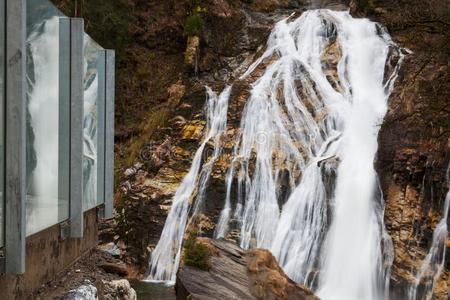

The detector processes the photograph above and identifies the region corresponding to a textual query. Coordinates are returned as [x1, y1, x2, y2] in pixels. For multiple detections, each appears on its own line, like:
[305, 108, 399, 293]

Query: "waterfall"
[147, 86, 231, 282]
[408, 167, 449, 300]
[315, 11, 398, 299]
[149, 9, 405, 299]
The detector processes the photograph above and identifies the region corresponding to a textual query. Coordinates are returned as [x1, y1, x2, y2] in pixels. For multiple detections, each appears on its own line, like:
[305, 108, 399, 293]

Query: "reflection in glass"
[25, 0, 70, 236]
[83, 35, 102, 211]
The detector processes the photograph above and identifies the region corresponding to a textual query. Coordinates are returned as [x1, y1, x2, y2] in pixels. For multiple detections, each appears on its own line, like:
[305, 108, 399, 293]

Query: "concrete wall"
[0, 208, 98, 299]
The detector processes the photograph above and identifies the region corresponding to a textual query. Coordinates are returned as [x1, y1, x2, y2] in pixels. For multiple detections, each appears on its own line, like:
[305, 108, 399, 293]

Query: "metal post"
[0, 0, 5, 252]
[5, 0, 26, 274]
[104, 50, 115, 218]
[69, 18, 85, 237]
[58, 17, 71, 234]
[96, 50, 106, 212]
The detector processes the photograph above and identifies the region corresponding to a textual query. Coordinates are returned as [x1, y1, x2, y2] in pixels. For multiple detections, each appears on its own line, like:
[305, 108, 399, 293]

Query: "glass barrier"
[0, 0, 5, 247]
[83, 35, 104, 211]
[25, 0, 70, 236]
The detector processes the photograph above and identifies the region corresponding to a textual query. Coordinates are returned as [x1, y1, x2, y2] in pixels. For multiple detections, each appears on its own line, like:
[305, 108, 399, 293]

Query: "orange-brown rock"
[176, 238, 319, 300]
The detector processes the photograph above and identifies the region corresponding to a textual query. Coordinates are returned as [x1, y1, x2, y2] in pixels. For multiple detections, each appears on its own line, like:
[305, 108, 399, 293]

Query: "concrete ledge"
[0, 208, 98, 299]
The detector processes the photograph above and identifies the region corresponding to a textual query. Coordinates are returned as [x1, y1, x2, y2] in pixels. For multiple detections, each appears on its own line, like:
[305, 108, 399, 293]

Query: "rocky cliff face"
[113, 0, 310, 272]
[117, 1, 449, 297]
[350, 0, 450, 298]
[54, 0, 449, 298]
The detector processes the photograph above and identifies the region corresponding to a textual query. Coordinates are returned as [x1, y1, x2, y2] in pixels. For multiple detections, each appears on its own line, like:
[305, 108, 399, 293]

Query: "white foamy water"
[314, 11, 399, 300]
[408, 167, 449, 300]
[147, 86, 231, 282]
[150, 9, 405, 299]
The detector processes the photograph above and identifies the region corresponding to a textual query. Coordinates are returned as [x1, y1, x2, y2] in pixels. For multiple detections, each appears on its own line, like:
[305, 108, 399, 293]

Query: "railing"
[0, 0, 115, 274]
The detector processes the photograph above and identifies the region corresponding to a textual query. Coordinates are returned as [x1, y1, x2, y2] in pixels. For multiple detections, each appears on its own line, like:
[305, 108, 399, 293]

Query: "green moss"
[184, 14, 204, 36]
[183, 233, 211, 271]
[126, 107, 170, 165]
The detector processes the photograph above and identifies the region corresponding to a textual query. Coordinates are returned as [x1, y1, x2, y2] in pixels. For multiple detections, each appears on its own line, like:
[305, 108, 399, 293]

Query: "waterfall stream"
[408, 167, 449, 300]
[148, 87, 231, 282]
[148, 9, 406, 299]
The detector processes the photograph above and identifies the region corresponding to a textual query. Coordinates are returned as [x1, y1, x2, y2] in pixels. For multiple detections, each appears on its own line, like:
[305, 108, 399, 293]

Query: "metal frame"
[69, 18, 85, 237]
[0, 0, 115, 274]
[104, 50, 115, 219]
[58, 17, 71, 231]
[96, 50, 106, 209]
[59, 17, 85, 238]
[5, 0, 26, 274]
[0, 0, 5, 252]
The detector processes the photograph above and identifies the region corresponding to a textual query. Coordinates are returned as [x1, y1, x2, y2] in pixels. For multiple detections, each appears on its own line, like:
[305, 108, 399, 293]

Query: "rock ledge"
[176, 238, 319, 300]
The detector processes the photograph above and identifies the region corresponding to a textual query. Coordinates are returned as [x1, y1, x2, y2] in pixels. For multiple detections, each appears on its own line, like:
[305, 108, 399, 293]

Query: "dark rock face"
[176, 238, 319, 300]
[350, 0, 450, 298]
[55, 0, 449, 297]
[114, 2, 449, 297]
[110, 1, 296, 274]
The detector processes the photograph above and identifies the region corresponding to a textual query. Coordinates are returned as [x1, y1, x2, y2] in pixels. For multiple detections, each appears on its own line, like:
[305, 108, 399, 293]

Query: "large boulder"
[103, 279, 137, 300]
[64, 280, 98, 300]
[176, 238, 319, 300]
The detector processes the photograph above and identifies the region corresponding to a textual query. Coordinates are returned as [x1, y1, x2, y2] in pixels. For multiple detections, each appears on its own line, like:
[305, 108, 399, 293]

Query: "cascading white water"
[149, 9, 405, 299]
[408, 168, 449, 300]
[315, 12, 397, 300]
[147, 86, 231, 282]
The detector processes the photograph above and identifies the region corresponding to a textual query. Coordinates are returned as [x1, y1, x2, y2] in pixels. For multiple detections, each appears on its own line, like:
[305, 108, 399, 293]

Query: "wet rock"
[64, 280, 98, 300]
[124, 167, 137, 178]
[248, 0, 295, 12]
[181, 121, 205, 141]
[321, 41, 343, 93]
[98, 262, 129, 276]
[171, 115, 187, 127]
[209, 0, 233, 18]
[99, 219, 118, 244]
[98, 242, 122, 257]
[140, 138, 172, 172]
[103, 279, 137, 300]
[176, 238, 319, 300]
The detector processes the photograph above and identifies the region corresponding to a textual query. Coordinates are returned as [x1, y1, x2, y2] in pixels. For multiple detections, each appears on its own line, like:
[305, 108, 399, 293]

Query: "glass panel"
[25, 0, 70, 236]
[0, 0, 5, 247]
[83, 35, 104, 210]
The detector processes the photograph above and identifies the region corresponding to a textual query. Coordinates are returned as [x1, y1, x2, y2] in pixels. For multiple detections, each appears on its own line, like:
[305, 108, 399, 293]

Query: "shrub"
[183, 233, 211, 271]
[184, 14, 204, 36]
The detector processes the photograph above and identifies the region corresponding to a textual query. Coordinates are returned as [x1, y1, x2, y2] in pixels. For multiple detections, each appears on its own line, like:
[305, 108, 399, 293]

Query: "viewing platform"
[0, 0, 115, 298]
